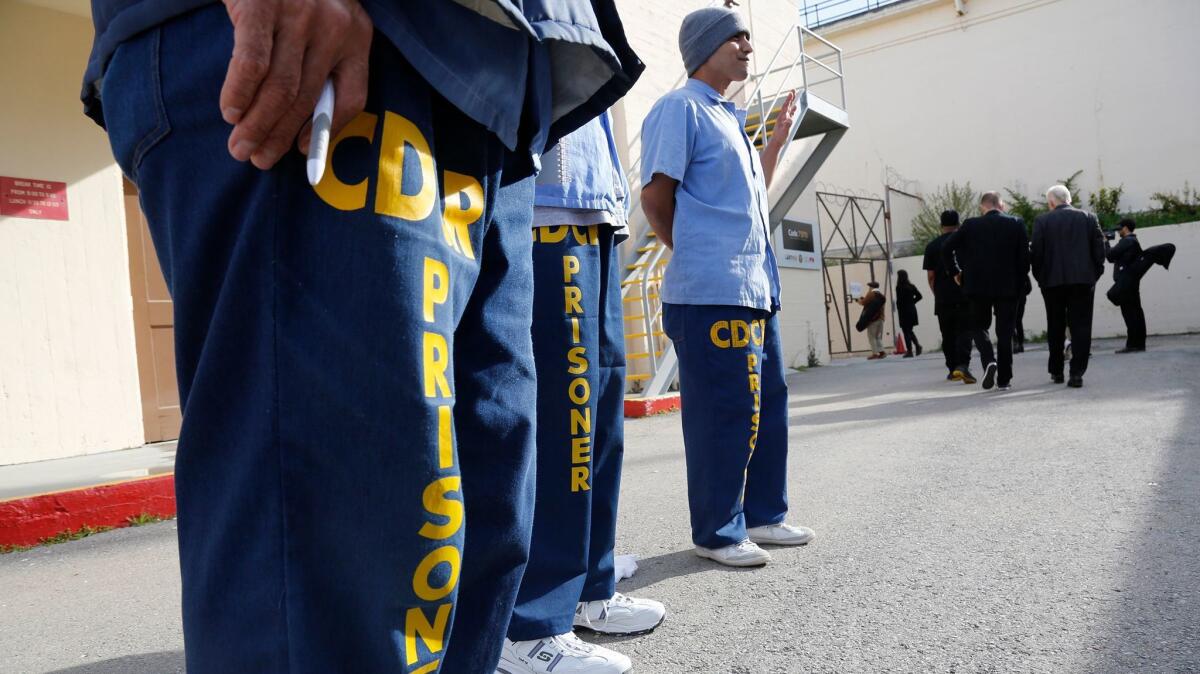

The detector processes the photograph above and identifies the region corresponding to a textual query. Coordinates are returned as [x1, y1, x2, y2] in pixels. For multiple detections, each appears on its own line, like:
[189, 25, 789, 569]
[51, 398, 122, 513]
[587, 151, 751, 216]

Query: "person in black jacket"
[922, 210, 977, 382]
[942, 191, 1030, 390]
[1105, 217, 1145, 353]
[894, 270, 923, 358]
[1013, 273, 1033, 353]
[1031, 185, 1106, 387]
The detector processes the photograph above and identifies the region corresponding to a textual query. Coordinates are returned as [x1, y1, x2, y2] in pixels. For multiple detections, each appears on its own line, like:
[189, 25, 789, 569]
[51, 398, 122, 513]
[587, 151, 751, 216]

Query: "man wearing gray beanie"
[640, 7, 815, 569]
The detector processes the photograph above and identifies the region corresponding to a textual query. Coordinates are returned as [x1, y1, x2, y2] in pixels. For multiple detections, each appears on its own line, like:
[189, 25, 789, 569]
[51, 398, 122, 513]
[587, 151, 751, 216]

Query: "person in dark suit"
[894, 270, 923, 358]
[1105, 217, 1145, 353]
[1012, 273, 1033, 353]
[942, 191, 1030, 390]
[1031, 185, 1106, 388]
[922, 210, 978, 382]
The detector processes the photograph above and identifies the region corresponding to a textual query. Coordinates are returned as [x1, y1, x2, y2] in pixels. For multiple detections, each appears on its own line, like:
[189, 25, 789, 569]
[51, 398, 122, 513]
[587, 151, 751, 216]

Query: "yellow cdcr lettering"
[731, 320, 751, 348]
[710, 321, 731, 349]
[751, 319, 765, 346]
[314, 112, 379, 211]
[423, 257, 449, 323]
[418, 477, 463, 540]
[404, 603, 452, 667]
[442, 171, 482, 260]
[413, 545, 461, 601]
[541, 226, 570, 244]
[375, 111, 436, 221]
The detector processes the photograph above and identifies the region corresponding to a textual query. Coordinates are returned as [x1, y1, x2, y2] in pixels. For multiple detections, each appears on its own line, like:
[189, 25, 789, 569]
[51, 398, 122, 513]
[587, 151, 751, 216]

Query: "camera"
[1103, 230, 1117, 241]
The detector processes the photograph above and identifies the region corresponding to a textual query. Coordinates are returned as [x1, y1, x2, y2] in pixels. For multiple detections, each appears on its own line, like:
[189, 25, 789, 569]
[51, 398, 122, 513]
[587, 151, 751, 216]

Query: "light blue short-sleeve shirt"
[640, 78, 781, 311]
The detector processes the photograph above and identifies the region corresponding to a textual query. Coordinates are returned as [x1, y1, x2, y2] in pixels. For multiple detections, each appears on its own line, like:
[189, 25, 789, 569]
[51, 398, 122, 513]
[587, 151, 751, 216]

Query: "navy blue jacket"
[82, 0, 642, 159]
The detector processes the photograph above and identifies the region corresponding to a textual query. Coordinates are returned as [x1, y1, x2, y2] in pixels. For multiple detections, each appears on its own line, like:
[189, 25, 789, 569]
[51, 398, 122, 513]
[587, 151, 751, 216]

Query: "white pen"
[306, 78, 335, 186]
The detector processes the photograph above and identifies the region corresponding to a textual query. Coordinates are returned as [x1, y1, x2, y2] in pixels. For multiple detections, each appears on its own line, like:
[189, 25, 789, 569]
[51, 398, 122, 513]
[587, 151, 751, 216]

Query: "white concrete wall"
[893, 220, 1200, 351]
[773, 0, 1199, 363]
[0, 2, 144, 465]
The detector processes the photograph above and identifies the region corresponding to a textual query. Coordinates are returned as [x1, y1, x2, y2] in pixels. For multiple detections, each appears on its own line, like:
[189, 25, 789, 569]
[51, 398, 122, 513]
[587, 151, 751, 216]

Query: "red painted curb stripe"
[624, 394, 682, 418]
[0, 474, 176, 547]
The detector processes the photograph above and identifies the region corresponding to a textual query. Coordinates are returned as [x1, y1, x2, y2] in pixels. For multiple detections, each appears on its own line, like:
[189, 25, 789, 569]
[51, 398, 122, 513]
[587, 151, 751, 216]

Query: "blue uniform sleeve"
[639, 96, 693, 188]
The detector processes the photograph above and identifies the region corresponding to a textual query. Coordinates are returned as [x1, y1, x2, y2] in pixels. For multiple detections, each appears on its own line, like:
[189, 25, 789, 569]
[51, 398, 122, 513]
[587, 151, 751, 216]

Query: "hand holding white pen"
[307, 79, 335, 186]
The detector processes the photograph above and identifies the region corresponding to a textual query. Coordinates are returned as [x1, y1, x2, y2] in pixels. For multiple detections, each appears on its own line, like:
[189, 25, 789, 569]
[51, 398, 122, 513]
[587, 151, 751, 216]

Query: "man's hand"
[220, 0, 372, 170]
[767, 90, 798, 147]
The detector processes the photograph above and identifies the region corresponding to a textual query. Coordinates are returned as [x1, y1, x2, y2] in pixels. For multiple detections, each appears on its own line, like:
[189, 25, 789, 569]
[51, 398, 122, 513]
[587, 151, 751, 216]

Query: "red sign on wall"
[1, 176, 69, 221]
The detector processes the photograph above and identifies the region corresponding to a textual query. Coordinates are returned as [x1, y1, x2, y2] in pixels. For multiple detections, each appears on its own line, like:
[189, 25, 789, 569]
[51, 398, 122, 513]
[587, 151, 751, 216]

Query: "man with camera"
[1106, 218, 1146, 353]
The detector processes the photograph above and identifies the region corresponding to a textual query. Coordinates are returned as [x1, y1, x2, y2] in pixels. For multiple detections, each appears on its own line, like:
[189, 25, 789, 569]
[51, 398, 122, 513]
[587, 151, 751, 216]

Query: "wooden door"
[124, 179, 181, 442]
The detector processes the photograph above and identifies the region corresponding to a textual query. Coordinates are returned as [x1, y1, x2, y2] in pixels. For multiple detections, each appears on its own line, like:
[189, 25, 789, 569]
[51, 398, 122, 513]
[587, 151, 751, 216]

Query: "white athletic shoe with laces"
[747, 522, 816, 546]
[574, 592, 666, 636]
[694, 538, 772, 567]
[495, 632, 632, 674]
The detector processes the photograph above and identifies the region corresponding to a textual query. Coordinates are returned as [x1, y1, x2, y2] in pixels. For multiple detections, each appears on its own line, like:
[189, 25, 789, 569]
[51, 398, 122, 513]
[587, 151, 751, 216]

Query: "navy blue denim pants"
[662, 304, 789, 550]
[508, 225, 625, 640]
[101, 7, 536, 673]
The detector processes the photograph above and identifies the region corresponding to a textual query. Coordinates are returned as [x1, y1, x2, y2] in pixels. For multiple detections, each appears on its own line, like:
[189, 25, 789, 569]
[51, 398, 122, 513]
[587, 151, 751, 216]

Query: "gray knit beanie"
[679, 7, 750, 75]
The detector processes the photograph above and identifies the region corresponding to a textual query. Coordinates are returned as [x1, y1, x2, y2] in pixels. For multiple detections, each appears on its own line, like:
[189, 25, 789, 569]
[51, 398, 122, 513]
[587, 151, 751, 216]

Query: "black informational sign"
[776, 219, 821, 270]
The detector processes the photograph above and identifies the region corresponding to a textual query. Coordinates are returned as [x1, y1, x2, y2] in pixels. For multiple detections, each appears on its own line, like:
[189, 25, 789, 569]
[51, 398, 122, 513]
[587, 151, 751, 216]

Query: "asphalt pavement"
[2, 335, 1198, 673]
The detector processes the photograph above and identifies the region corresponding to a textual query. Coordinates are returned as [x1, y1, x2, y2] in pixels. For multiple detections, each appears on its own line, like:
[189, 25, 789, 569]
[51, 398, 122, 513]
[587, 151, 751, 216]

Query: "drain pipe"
[954, 0, 966, 15]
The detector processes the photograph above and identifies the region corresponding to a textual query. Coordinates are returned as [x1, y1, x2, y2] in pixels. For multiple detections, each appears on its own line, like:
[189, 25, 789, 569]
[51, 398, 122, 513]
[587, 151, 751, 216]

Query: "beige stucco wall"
[0, 2, 144, 465]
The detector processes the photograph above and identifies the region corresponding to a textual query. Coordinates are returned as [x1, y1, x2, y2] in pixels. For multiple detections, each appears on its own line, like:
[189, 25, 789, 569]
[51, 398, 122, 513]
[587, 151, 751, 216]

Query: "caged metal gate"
[817, 191, 895, 357]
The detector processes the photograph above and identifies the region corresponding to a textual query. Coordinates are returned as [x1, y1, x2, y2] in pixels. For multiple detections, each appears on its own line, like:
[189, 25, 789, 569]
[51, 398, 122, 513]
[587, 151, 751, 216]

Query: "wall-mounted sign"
[1, 176, 69, 221]
[775, 218, 821, 270]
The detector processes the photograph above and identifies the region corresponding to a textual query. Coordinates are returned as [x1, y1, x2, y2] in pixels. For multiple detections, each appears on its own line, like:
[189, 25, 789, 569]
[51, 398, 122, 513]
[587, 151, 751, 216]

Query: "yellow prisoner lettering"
[567, 346, 588, 375]
[423, 332, 452, 398]
[564, 286, 584, 315]
[442, 171, 482, 260]
[563, 255, 581, 283]
[423, 257, 449, 323]
[568, 377, 590, 405]
[570, 407, 591, 435]
[418, 477, 463, 540]
[571, 317, 581, 344]
[748, 374, 761, 392]
[313, 112, 379, 211]
[413, 545, 461, 601]
[375, 111, 436, 221]
[747, 353, 758, 368]
[404, 603, 452, 667]
[411, 662, 440, 674]
[437, 405, 454, 469]
[571, 466, 590, 492]
[571, 436, 591, 465]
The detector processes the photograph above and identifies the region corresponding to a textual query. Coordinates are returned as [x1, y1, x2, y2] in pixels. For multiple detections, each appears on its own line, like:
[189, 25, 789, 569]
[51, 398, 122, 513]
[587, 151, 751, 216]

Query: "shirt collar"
[685, 78, 727, 103]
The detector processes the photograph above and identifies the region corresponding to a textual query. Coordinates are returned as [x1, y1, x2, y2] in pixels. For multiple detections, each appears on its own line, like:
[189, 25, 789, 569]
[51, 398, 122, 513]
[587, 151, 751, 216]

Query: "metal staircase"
[623, 20, 850, 398]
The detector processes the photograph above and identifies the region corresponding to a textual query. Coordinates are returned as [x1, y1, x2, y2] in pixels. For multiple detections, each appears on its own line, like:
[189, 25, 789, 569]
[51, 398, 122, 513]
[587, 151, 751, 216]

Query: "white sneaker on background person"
[747, 523, 816, 546]
[496, 632, 632, 674]
[694, 538, 772, 567]
[574, 592, 666, 636]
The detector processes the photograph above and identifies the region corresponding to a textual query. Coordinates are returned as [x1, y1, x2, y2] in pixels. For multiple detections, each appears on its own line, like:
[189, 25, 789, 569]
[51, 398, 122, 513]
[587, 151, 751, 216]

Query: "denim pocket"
[101, 25, 170, 183]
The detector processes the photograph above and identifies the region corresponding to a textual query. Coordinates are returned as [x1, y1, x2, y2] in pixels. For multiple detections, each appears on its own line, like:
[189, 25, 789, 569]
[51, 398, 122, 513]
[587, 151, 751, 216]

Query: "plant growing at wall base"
[912, 181, 978, 253]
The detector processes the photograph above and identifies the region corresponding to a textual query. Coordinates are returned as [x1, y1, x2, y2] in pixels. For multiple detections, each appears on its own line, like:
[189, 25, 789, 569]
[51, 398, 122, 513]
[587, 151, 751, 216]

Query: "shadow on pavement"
[47, 651, 184, 674]
[1085, 343, 1200, 672]
[616, 548, 763, 595]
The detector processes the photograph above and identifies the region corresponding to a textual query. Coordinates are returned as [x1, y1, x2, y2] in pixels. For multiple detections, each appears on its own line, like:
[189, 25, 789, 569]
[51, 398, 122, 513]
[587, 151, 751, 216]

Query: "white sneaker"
[574, 592, 666, 635]
[746, 523, 816, 546]
[694, 539, 771, 567]
[495, 632, 632, 674]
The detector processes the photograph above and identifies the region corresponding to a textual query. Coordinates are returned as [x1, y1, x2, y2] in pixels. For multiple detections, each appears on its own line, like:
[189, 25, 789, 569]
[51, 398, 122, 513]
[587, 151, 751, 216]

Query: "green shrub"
[912, 181, 978, 252]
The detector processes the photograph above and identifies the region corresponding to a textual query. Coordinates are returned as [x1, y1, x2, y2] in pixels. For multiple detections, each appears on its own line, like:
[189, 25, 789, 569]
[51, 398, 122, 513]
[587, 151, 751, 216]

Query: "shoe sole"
[497, 655, 633, 674]
[961, 376, 977, 385]
[982, 363, 997, 390]
[748, 535, 814, 547]
[694, 548, 770, 567]
[573, 614, 665, 637]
